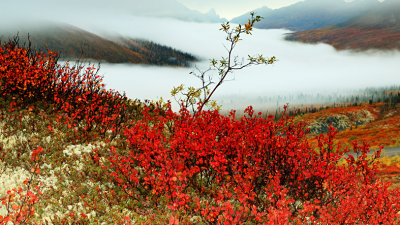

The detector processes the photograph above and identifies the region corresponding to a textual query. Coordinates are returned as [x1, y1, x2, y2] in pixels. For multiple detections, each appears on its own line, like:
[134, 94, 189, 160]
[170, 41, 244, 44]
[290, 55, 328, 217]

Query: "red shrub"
[106, 105, 400, 224]
[0, 36, 132, 141]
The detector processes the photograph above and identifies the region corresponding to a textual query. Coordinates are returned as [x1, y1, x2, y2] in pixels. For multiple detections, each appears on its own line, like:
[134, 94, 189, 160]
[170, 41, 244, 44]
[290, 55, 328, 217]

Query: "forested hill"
[285, 0, 400, 51]
[109, 37, 197, 67]
[0, 22, 197, 66]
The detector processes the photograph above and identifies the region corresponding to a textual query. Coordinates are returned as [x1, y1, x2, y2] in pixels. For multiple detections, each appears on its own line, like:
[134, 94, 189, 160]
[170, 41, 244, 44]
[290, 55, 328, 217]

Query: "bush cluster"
[101, 104, 400, 224]
[0, 35, 152, 143]
[1, 34, 400, 224]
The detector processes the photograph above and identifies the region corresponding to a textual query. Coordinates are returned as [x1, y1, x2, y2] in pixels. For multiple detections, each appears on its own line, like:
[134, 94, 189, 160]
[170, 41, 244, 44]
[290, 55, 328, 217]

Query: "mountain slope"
[1, 22, 146, 64]
[0, 22, 196, 66]
[230, 0, 380, 31]
[285, 0, 400, 51]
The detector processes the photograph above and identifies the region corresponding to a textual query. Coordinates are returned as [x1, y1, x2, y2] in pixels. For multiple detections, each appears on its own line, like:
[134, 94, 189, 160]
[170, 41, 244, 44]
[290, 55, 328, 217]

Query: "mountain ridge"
[230, 0, 380, 31]
[1, 0, 227, 24]
[285, 0, 400, 51]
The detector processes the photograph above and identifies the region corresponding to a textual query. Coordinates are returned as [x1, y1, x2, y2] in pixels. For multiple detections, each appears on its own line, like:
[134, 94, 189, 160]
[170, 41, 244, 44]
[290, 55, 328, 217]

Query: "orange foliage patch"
[286, 25, 400, 51]
[296, 103, 400, 149]
[377, 163, 400, 189]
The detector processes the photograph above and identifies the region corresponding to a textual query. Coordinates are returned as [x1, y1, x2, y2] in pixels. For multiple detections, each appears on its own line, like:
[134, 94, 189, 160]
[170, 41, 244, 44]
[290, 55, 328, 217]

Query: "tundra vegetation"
[1, 13, 400, 224]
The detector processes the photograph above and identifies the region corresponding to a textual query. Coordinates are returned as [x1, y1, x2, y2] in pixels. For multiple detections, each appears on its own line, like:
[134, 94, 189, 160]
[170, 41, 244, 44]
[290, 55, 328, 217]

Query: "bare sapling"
[171, 12, 277, 114]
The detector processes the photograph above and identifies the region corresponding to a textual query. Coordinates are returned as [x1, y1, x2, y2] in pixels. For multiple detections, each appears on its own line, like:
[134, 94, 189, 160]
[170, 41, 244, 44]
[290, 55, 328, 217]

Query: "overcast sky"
[176, 0, 385, 20]
[0, 0, 387, 24]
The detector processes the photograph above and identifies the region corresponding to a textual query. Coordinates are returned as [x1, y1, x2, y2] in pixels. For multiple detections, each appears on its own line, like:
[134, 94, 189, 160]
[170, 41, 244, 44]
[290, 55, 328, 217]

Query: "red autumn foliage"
[2, 35, 400, 223]
[102, 104, 400, 224]
[296, 102, 400, 149]
[0, 35, 137, 141]
[0, 147, 44, 225]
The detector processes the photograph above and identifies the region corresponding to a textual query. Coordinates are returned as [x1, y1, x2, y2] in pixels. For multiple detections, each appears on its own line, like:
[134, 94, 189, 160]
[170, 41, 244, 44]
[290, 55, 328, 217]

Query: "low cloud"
[1, 2, 399, 112]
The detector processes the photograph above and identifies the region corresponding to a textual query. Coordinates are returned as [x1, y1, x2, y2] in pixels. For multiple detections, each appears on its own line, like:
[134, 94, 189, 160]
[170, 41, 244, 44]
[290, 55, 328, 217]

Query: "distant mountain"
[118, 0, 227, 23]
[285, 0, 400, 51]
[203, 8, 228, 23]
[230, 0, 380, 31]
[230, 6, 272, 24]
[2, 0, 227, 24]
[126, 0, 227, 23]
[148, 6, 227, 23]
[0, 22, 197, 66]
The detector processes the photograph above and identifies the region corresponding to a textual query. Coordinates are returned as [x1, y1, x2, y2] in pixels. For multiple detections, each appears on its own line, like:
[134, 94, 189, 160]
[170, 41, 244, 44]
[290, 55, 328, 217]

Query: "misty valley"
[95, 27, 400, 112]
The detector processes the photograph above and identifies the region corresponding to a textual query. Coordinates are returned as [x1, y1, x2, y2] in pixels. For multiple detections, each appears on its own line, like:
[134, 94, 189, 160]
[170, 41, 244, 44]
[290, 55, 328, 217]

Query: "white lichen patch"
[37, 178, 118, 225]
[0, 161, 31, 217]
[0, 131, 39, 151]
[306, 109, 375, 134]
[384, 111, 397, 119]
[36, 168, 59, 192]
[62, 141, 106, 157]
[0, 166, 30, 198]
[354, 109, 374, 124]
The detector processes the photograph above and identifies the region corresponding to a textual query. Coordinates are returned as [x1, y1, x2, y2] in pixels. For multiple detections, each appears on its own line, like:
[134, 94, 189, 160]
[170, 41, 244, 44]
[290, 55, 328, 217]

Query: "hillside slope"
[230, 0, 379, 31]
[109, 36, 197, 67]
[285, 0, 400, 51]
[294, 101, 400, 150]
[0, 22, 196, 65]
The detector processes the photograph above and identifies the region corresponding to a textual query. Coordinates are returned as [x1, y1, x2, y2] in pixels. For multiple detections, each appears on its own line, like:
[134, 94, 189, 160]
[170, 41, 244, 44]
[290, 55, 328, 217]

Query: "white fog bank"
[73, 16, 400, 111]
[5, 13, 398, 112]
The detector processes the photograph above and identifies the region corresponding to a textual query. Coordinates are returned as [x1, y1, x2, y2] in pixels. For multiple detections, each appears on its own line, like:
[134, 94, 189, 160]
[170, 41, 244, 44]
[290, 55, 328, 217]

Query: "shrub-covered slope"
[285, 0, 400, 51]
[295, 101, 400, 150]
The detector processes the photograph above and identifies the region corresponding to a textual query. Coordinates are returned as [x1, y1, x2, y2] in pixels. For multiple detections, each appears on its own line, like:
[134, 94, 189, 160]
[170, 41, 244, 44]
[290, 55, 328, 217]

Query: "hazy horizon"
[177, 0, 386, 20]
[1, 0, 387, 23]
